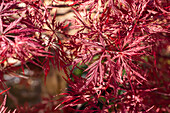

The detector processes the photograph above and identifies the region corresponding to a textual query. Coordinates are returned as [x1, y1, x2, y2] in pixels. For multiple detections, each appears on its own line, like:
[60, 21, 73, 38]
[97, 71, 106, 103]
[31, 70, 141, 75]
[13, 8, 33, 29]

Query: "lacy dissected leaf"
[61, 0, 170, 112]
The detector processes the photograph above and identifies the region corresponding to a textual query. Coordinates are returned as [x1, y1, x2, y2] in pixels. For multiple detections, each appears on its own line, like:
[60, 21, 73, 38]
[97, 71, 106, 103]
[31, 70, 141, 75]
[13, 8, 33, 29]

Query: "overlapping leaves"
[58, 0, 170, 112]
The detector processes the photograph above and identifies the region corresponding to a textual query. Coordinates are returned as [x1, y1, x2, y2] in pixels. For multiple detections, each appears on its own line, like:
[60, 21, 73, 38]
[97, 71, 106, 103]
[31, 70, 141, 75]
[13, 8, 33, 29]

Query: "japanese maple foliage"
[0, 0, 70, 79]
[0, 0, 69, 112]
[57, 0, 170, 112]
[0, 0, 169, 113]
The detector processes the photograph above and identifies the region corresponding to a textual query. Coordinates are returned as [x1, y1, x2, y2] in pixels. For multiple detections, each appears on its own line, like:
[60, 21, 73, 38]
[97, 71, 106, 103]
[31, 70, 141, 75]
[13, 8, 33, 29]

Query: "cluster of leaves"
[0, 0, 70, 79]
[0, 0, 69, 112]
[57, 0, 170, 112]
[0, 0, 169, 112]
